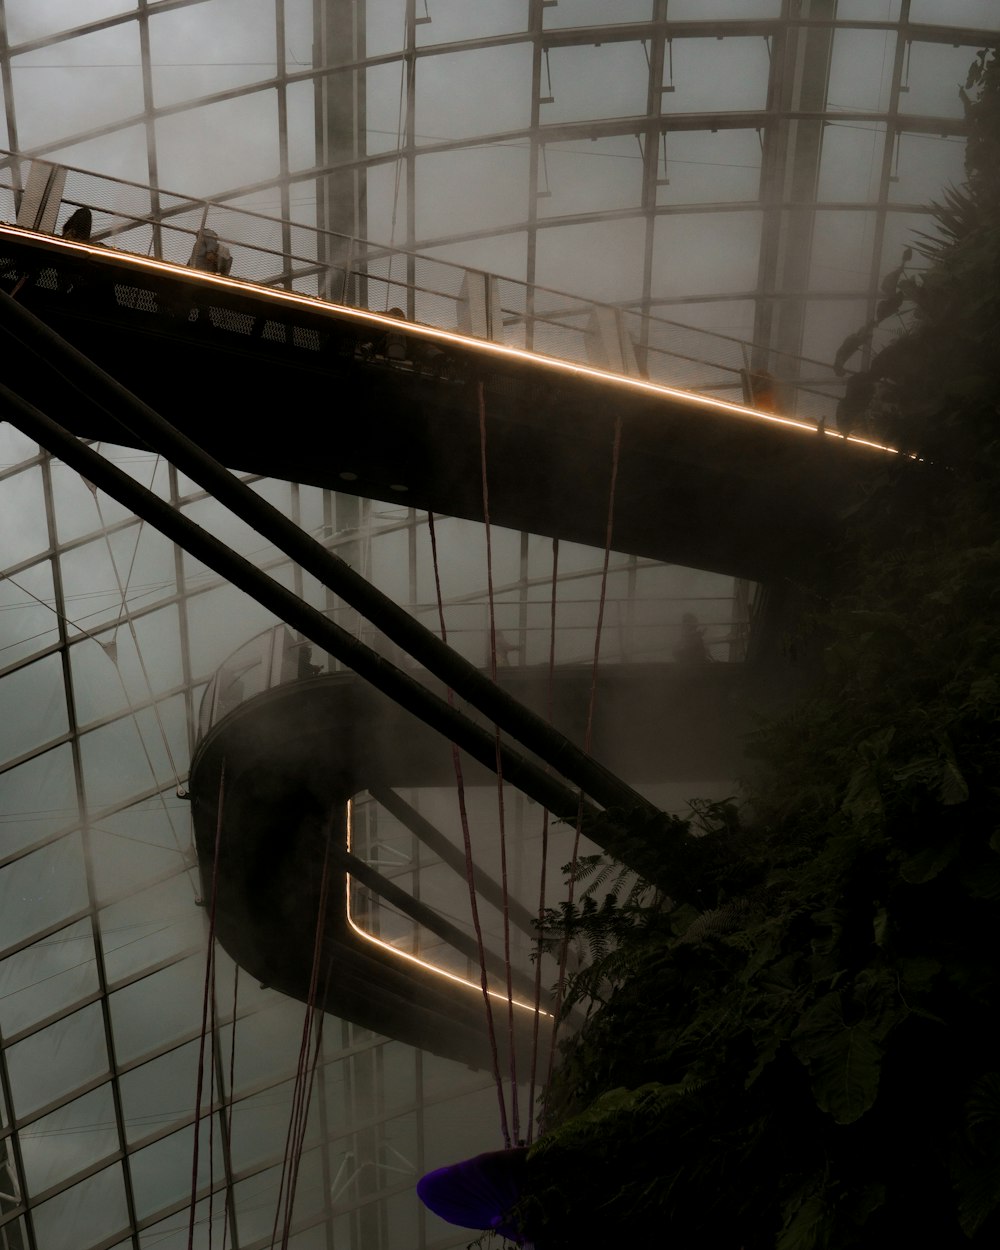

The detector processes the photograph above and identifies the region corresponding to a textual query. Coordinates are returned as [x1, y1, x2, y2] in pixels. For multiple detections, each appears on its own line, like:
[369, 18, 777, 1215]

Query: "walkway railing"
[198, 584, 750, 743]
[0, 151, 843, 423]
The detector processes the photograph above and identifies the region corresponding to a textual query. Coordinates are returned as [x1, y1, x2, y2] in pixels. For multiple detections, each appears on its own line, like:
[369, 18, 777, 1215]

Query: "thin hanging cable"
[208, 961, 218, 1250]
[477, 380, 519, 1143]
[281, 960, 331, 1250]
[188, 760, 225, 1250]
[271, 817, 334, 1249]
[221, 963, 239, 1250]
[428, 510, 510, 1147]
[527, 536, 559, 1146]
[386, 9, 409, 307]
[546, 414, 623, 1087]
[89, 483, 184, 789]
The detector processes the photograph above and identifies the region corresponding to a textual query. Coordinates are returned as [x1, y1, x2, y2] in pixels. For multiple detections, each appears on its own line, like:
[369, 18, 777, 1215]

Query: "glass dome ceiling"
[0, 3, 997, 1248]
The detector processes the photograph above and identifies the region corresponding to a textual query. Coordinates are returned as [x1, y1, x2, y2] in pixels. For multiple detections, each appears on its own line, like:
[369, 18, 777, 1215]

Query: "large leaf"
[791, 993, 883, 1124]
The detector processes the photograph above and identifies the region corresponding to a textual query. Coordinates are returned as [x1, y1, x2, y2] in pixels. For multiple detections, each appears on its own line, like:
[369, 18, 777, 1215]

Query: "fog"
[1, 3, 997, 1247]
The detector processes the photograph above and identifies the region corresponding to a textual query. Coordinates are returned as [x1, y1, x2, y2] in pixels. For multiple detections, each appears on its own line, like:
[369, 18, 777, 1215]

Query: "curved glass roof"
[0, 4, 997, 1248]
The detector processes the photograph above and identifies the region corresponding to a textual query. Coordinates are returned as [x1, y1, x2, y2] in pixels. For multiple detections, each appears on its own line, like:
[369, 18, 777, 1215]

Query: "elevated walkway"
[0, 204, 903, 581]
[188, 626, 785, 1065]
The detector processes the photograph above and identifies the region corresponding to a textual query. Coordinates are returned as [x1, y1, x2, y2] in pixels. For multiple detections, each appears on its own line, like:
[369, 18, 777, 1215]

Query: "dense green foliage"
[514, 50, 1000, 1250]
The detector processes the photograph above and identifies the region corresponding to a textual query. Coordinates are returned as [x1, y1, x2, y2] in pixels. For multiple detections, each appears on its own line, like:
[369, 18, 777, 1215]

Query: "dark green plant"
[517, 50, 1000, 1250]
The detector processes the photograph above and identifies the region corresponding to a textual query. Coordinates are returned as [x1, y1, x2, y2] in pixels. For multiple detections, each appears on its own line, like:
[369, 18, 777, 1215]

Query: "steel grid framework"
[0, 3, 998, 1249]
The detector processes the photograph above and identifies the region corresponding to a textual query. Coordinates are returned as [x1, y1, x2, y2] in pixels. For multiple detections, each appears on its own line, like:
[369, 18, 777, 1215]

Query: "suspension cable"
[527, 536, 559, 1145]
[477, 380, 519, 1144]
[428, 510, 510, 1148]
[546, 413, 623, 1086]
[188, 760, 225, 1250]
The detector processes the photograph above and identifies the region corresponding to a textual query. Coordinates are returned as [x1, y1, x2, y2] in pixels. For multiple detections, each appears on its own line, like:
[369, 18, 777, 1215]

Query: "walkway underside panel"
[0, 227, 901, 580]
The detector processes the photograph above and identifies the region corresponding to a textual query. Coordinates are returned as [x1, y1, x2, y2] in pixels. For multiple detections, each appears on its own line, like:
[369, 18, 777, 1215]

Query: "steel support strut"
[0, 380, 606, 822]
[0, 286, 655, 817]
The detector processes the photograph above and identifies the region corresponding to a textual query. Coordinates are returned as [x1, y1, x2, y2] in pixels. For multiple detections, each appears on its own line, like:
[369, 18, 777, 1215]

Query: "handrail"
[0, 148, 845, 423]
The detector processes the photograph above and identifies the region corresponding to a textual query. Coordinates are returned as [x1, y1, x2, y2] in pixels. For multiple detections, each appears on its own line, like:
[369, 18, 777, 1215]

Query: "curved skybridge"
[0, 154, 904, 581]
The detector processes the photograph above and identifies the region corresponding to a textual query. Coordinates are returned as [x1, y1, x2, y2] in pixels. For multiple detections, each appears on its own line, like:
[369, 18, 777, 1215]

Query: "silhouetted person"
[674, 612, 711, 663]
[188, 227, 232, 275]
[61, 207, 92, 241]
[385, 306, 408, 360]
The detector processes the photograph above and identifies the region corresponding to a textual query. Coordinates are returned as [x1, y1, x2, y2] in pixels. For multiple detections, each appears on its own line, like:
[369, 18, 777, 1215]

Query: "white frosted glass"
[416, 44, 532, 141]
[129, 1120, 224, 1222]
[0, 742, 78, 856]
[101, 870, 204, 985]
[0, 558, 59, 669]
[119, 1037, 201, 1144]
[0, 424, 37, 469]
[20, 1084, 118, 1196]
[78, 693, 186, 812]
[31, 1162, 129, 1250]
[6, 1002, 109, 1120]
[0, 918, 97, 1038]
[90, 796, 192, 906]
[13, 24, 144, 151]
[110, 953, 205, 1064]
[0, 652, 69, 768]
[0, 832, 88, 955]
[70, 603, 184, 729]
[2, 466, 49, 569]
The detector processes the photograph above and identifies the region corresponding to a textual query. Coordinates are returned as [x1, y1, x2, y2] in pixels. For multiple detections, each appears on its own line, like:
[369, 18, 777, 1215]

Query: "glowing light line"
[344, 799, 548, 1017]
[0, 223, 900, 456]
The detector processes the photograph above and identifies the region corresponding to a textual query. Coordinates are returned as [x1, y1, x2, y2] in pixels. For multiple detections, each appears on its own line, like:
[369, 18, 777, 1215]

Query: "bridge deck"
[0, 225, 900, 579]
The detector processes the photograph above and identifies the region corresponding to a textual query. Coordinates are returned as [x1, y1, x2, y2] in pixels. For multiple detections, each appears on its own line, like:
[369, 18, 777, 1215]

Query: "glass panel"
[128, 1120, 225, 1223]
[30, 1161, 129, 1250]
[155, 92, 280, 192]
[90, 797, 192, 907]
[544, 42, 651, 124]
[818, 122, 887, 204]
[1, 467, 48, 570]
[6, 1002, 109, 1120]
[416, 144, 530, 238]
[0, 743, 78, 858]
[0, 919, 97, 1039]
[4, 1, 134, 44]
[12, 25, 144, 152]
[19, 1084, 118, 1196]
[78, 693, 187, 812]
[809, 211, 876, 293]
[908, 0, 999, 24]
[416, 0, 527, 44]
[657, 129, 762, 207]
[888, 133, 966, 206]
[0, 559, 59, 670]
[538, 135, 641, 219]
[415, 44, 532, 140]
[0, 652, 69, 769]
[71, 603, 184, 729]
[0, 832, 87, 955]
[900, 41, 985, 119]
[650, 211, 762, 299]
[536, 216, 646, 304]
[827, 27, 896, 114]
[0, 425, 37, 470]
[137, 1196, 228, 1250]
[119, 1038, 201, 1145]
[545, 0, 656, 27]
[221, 1000, 309, 1094]
[100, 870, 204, 985]
[149, 0, 278, 109]
[110, 954, 204, 1065]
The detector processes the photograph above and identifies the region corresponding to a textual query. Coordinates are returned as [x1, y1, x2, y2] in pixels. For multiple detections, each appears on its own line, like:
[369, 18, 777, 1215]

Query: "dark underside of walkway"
[188, 660, 779, 1065]
[0, 226, 913, 581]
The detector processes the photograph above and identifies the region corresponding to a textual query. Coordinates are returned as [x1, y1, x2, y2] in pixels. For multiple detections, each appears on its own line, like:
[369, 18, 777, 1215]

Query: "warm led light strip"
[0, 223, 899, 457]
[345, 798, 548, 1017]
